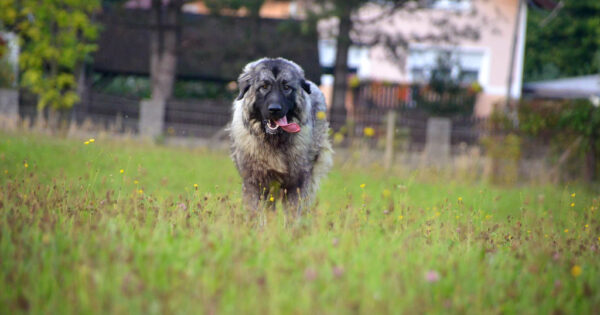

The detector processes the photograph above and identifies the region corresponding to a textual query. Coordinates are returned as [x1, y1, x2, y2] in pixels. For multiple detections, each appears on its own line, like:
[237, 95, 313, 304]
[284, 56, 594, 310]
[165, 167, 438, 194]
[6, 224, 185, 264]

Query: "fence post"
[384, 110, 396, 170]
[0, 88, 19, 130]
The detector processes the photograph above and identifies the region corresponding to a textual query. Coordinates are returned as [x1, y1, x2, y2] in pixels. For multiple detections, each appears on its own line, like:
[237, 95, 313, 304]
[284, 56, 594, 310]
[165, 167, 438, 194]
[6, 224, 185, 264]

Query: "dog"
[229, 57, 333, 214]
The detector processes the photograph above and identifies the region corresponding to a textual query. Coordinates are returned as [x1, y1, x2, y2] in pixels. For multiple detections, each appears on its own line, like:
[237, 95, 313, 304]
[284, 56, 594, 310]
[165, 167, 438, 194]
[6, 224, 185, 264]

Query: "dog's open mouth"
[265, 116, 301, 134]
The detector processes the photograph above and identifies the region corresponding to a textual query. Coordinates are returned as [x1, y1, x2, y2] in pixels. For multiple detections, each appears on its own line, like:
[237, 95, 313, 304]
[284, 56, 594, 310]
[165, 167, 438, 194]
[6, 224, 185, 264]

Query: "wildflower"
[544, 234, 549, 238]
[138, 189, 143, 194]
[564, 229, 569, 233]
[194, 183, 198, 189]
[89, 138, 95, 143]
[316, 111, 326, 120]
[134, 180, 139, 185]
[425, 270, 440, 283]
[435, 211, 441, 217]
[333, 132, 344, 144]
[304, 268, 317, 281]
[458, 197, 463, 202]
[269, 195, 274, 202]
[120, 169, 124, 174]
[485, 215, 492, 220]
[360, 183, 366, 188]
[571, 193, 576, 198]
[84, 141, 89, 145]
[382, 189, 391, 198]
[24, 162, 28, 168]
[585, 224, 589, 229]
[398, 215, 404, 220]
[363, 127, 375, 137]
[570, 203, 575, 207]
[570, 265, 582, 277]
[332, 266, 345, 278]
[455, 215, 460, 219]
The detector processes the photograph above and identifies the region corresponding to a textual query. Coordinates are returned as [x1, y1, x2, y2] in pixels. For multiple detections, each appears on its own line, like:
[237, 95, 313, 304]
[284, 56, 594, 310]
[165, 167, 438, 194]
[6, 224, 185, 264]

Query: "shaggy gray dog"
[229, 57, 333, 213]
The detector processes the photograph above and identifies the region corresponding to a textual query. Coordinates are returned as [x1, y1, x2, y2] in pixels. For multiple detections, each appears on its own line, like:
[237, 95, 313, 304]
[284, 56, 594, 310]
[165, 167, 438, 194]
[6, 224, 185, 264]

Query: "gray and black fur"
[229, 57, 333, 213]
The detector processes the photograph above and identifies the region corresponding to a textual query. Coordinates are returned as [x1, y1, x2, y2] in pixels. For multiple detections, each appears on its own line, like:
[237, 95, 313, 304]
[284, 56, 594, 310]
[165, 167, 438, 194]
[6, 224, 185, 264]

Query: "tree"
[305, 0, 485, 129]
[524, 0, 600, 82]
[0, 0, 100, 110]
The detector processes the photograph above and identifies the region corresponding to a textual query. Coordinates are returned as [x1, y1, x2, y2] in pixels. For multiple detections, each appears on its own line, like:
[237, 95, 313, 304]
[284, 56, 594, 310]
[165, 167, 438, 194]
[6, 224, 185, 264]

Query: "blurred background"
[0, 0, 598, 184]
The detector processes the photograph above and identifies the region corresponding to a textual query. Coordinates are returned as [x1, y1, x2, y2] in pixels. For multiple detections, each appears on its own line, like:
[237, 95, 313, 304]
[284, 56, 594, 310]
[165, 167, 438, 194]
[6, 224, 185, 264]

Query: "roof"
[528, 0, 559, 10]
[91, 9, 321, 83]
[522, 75, 600, 99]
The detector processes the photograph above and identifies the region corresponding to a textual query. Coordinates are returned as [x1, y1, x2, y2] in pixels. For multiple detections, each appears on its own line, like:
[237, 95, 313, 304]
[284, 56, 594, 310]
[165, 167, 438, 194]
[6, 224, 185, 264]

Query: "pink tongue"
[275, 116, 301, 133]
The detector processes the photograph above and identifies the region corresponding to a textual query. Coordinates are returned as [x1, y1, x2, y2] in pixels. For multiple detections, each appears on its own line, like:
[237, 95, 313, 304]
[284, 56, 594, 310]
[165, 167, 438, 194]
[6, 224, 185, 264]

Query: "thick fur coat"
[229, 58, 333, 213]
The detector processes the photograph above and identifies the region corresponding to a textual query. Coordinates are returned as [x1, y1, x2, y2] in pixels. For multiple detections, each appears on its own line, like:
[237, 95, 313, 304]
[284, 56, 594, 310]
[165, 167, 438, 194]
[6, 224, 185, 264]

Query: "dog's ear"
[301, 79, 311, 94]
[236, 68, 253, 100]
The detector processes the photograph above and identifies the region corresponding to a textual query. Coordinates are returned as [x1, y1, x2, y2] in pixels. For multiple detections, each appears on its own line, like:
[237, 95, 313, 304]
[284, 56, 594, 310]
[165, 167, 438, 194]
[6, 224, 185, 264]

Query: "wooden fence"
[17, 83, 484, 151]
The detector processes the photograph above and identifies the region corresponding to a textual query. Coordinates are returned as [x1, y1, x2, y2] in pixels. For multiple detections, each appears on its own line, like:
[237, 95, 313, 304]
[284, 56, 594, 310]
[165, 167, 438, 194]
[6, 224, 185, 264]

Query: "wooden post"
[384, 110, 396, 170]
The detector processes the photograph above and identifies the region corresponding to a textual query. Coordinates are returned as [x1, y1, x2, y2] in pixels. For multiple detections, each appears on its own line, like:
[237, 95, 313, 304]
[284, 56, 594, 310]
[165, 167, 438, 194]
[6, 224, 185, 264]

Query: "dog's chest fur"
[231, 118, 314, 186]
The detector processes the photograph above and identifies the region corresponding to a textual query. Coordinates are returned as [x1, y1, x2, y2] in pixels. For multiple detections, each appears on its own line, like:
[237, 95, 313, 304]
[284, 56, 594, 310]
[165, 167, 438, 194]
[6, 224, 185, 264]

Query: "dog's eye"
[260, 84, 269, 90]
[282, 84, 290, 91]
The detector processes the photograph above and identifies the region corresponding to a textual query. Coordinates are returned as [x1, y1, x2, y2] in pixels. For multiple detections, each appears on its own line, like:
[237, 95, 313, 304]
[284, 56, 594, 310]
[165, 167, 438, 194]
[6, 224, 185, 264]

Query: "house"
[316, 0, 559, 117]
[180, 0, 558, 117]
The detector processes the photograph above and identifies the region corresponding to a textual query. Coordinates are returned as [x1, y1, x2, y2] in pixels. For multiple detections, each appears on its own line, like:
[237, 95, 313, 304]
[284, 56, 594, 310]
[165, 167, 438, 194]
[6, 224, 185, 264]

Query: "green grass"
[1, 132, 599, 314]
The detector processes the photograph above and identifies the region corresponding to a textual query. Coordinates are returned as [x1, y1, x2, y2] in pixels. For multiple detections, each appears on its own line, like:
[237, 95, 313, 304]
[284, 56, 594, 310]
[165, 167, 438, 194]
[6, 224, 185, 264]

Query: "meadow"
[1, 132, 599, 314]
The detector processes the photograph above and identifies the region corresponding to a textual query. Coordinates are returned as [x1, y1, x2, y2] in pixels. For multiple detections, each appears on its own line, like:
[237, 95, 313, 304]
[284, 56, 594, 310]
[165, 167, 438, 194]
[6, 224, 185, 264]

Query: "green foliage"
[519, 99, 600, 142]
[519, 99, 600, 181]
[0, 58, 16, 88]
[524, 0, 600, 81]
[1, 133, 599, 313]
[0, 0, 100, 109]
[414, 54, 478, 117]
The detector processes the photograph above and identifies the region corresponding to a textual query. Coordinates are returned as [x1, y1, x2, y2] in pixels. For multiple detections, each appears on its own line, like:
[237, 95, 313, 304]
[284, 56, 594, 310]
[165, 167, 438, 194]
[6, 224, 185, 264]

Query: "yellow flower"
[585, 224, 589, 229]
[398, 215, 404, 220]
[382, 189, 391, 198]
[333, 132, 344, 144]
[89, 138, 95, 143]
[193, 183, 198, 188]
[134, 180, 139, 185]
[571, 265, 582, 277]
[545, 234, 549, 238]
[458, 197, 463, 202]
[138, 189, 143, 194]
[120, 169, 124, 174]
[571, 193, 576, 197]
[485, 214, 492, 220]
[363, 127, 375, 137]
[435, 211, 441, 217]
[360, 184, 366, 188]
[455, 215, 460, 219]
[84, 141, 89, 145]
[269, 195, 274, 202]
[316, 111, 326, 120]
[570, 203, 575, 207]
[24, 163, 28, 168]
[564, 229, 569, 233]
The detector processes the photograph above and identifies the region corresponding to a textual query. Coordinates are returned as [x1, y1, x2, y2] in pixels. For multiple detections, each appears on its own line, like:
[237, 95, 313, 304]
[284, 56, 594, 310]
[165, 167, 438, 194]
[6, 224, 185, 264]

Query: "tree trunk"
[150, 0, 179, 102]
[330, 14, 351, 131]
[141, 0, 180, 138]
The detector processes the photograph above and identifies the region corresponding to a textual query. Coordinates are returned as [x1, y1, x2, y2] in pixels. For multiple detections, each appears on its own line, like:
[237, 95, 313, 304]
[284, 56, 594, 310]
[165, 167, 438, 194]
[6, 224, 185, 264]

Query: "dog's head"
[236, 58, 312, 135]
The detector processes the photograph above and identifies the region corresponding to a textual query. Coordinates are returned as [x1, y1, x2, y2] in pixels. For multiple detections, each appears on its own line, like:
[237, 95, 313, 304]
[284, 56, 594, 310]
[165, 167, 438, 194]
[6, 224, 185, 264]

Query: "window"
[429, 0, 471, 11]
[407, 47, 483, 85]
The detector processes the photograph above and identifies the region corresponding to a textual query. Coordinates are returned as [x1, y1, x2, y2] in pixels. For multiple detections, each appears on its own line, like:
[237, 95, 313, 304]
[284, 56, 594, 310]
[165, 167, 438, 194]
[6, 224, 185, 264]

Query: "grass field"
[1, 132, 599, 314]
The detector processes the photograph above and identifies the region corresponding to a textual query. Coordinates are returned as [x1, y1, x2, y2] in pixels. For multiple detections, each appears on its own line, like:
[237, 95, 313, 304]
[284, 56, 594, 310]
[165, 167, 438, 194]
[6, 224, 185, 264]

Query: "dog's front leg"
[282, 184, 309, 217]
[242, 180, 263, 212]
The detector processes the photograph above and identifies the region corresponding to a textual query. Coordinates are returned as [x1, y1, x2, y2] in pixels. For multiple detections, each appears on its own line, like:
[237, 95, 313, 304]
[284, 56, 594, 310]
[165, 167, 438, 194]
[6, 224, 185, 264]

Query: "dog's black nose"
[268, 103, 282, 114]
